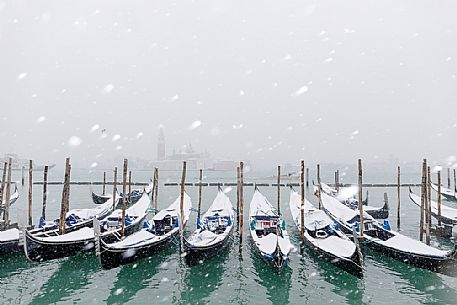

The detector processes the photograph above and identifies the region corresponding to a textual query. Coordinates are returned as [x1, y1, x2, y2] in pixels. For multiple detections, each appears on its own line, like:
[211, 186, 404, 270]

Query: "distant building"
[151, 129, 248, 171]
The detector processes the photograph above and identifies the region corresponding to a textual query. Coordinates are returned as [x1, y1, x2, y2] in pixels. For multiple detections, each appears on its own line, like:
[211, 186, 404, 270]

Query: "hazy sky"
[1, 0, 456, 170]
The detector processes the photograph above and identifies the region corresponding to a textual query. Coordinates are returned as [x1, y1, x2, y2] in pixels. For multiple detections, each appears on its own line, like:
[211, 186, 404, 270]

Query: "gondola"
[249, 187, 293, 270]
[320, 190, 457, 272]
[0, 183, 20, 254]
[95, 192, 192, 270]
[319, 183, 388, 219]
[431, 183, 457, 202]
[24, 192, 150, 262]
[289, 188, 363, 277]
[184, 187, 235, 263]
[409, 188, 457, 225]
[0, 223, 21, 254]
[91, 184, 150, 205]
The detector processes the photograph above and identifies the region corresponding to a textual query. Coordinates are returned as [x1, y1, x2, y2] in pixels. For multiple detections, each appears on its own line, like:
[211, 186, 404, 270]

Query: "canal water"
[1, 167, 457, 304]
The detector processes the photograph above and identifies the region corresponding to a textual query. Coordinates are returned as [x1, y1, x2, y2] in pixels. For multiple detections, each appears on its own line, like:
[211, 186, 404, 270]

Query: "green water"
[2, 169, 457, 304]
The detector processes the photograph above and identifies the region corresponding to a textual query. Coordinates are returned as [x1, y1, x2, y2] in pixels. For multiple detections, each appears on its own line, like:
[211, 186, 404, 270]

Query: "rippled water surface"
[2, 168, 457, 304]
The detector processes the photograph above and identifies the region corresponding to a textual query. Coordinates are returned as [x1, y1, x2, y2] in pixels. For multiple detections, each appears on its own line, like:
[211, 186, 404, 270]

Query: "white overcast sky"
[1, 0, 456, 169]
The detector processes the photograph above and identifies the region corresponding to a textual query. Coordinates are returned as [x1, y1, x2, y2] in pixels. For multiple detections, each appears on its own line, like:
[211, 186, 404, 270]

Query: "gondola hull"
[92, 192, 111, 205]
[99, 230, 179, 270]
[365, 208, 389, 220]
[24, 218, 144, 262]
[333, 220, 456, 273]
[0, 238, 21, 255]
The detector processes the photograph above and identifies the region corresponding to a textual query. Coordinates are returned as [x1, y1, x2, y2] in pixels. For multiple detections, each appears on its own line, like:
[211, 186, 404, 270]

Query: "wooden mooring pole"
[438, 170, 442, 226]
[425, 166, 431, 245]
[179, 161, 187, 253]
[112, 167, 117, 211]
[21, 166, 25, 186]
[42, 165, 48, 220]
[448, 168, 451, 189]
[59, 158, 71, 235]
[317, 164, 322, 209]
[28, 160, 33, 227]
[300, 160, 305, 244]
[153, 167, 159, 214]
[236, 166, 240, 226]
[3, 158, 12, 224]
[397, 166, 401, 228]
[0, 162, 7, 212]
[239, 161, 244, 252]
[453, 168, 457, 193]
[128, 170, 132, 203]
[419, 159, 426, 242]
[336, 170, 340, 192]
[358, 159, 364, 237]
[102, 171, 106, 195]
[121, 159, 128, 237]
[197, 169, 203, 221]
[277, 165, 281, 215]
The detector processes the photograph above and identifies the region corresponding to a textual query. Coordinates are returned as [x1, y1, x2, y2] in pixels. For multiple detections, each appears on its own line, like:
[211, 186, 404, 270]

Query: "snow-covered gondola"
[409, 188, 457, 225]
[23, 192, 150, 262]
[96, 193, 192, 269]
[431, 183, 457, 202]
[249, 187, 293, 270]
[318, 183, 388, 219]
[184, 188, 235, 263]
[321, 191, 457, 272]
[289, 188, 363, 277]
[0, 224, 21, 254]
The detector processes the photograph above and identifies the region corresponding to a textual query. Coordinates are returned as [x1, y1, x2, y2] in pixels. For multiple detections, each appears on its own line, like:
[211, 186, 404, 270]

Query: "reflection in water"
[107, 245, 177, 305]
[302, 246, 364, 305]
[0, 253, 33, 279]
[251, 247, 292, 305]
[30, 253, 99, 304]
[180, 248, 229, 305]
[368, 248, 457, 304]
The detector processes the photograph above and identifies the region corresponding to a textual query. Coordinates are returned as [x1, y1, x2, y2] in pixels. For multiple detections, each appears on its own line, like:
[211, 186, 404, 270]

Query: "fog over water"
[1, 1, 457, 170]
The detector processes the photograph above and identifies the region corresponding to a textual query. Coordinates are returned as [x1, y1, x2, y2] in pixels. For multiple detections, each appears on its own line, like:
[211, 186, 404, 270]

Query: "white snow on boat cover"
[203, 190, 234, 218]
[153, 192, 192, 221]
[257, 233, 278, 255]
[0, 228, 20, 242]
[310, 235, 356, 258]
[34, 227, 94, 242]
[431, 183, 455, 197]
[377, 234, 449, 257]
[186, 191, 234, 247]
[249, 190, 277, 217]
[187, 230, 219, 246]
[67, 197, 114, 220]
[321, 192, 373, 223]
[107, 194, 192, 249]
[250, 189, 292, 256]
[289, 189, 332, 230]
[409, 191, 457, 220]
[114, 192, 150, 218]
